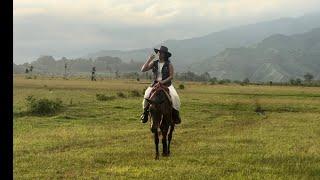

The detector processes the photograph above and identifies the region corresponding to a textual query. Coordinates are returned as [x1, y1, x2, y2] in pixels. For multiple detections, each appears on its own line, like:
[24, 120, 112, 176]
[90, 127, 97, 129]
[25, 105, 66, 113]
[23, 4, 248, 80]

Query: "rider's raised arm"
[141, 54, 156, 72]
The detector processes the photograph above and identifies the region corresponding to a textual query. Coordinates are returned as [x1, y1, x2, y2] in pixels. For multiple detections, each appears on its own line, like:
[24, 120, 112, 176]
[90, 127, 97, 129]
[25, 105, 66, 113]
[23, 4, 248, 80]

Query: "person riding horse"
[140, 45, 181, 124]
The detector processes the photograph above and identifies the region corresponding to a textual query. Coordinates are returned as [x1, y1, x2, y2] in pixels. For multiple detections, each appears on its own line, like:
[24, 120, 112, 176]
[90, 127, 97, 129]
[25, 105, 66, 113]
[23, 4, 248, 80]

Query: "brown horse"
[145, 82, 175, 160]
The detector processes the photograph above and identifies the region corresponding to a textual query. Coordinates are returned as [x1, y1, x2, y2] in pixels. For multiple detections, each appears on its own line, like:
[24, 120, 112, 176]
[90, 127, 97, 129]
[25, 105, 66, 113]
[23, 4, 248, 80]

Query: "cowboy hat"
[154, 46, 172, 57]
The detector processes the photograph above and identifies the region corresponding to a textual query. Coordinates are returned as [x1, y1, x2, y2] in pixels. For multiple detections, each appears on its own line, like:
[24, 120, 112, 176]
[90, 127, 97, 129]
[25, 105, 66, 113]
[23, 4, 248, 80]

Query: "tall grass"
[13, 76, 320, 179]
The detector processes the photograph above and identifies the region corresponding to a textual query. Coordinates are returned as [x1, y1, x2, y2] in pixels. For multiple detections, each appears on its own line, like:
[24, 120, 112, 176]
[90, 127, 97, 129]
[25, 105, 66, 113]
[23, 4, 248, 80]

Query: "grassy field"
[13, 75, 320, 179]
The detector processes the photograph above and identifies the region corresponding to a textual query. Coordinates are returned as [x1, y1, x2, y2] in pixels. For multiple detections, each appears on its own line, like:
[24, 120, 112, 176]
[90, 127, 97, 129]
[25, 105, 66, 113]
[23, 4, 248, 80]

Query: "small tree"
[295, 78, 302, 85]
[289, 78, 302, 86]
[243, 78, 250, 84]
[29, 65, 33, 72]
[64, 62, 68, 79]
[304, 73, 314, 82]
[200, 72, 210, 82]
[209, 77, 218, 85]
[115, 70, 120, 79]
[289, 79, 295, 85]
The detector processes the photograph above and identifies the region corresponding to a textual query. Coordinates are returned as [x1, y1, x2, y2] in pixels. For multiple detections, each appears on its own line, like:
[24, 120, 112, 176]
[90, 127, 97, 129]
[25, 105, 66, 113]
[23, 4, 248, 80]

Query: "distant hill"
[14, 14, 320, 81]
[190, 28, 320, 82]
[84, 13, 320, 71]
[13, 56, 144, 75]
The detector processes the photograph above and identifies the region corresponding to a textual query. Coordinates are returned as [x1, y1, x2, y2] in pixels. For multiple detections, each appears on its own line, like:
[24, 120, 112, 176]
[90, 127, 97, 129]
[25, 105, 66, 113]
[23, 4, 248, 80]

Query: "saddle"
[148, 82, 172, 105]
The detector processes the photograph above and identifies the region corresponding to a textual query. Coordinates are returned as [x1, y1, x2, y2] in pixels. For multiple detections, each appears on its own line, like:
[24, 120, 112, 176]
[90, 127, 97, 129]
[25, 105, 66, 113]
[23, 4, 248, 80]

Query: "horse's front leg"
[167, 124, 175, 156]
[161, 121, 169, 156]
[153, 130, 159, 160]
[150, 110, 160, 160]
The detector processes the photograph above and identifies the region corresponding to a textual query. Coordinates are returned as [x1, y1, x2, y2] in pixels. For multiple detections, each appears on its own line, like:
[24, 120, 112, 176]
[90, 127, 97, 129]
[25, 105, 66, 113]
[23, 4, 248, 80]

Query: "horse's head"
[146, 82, 170, 107]
[145, 91, 166, 106]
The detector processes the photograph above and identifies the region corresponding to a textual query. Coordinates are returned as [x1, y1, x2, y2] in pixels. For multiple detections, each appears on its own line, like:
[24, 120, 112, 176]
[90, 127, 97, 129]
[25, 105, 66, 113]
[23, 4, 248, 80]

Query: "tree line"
[120, 71, 320, 87]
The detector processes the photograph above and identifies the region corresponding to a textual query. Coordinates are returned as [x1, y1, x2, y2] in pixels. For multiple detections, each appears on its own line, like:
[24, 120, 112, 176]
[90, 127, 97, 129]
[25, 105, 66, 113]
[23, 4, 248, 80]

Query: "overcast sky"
[13, 0, 320, 64]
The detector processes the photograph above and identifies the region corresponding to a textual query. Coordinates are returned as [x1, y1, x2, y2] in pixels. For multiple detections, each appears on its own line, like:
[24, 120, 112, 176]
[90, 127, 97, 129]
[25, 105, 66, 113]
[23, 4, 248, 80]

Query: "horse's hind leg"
[167, 125, 175, 155]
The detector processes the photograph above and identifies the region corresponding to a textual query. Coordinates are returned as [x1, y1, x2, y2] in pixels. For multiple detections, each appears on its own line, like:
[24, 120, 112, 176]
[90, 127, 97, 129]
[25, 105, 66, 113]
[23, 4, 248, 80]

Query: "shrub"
[233, 80, 241, 84]
[96, 94, 116, 101]
[179, 84, 185, 89]
[220, 79, 231, 84]
[117, 92, 127, 98]
[289, 78, 302, 86]
[209, 77, 218, 85]
[130, 90, 141, 97]
[25, 95, 63, 116]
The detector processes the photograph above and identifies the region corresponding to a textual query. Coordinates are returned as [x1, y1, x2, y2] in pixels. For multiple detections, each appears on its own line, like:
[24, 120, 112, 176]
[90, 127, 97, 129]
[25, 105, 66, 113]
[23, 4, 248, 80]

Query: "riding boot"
[140, 105, 150, 123]
[172, 109, 181, 124]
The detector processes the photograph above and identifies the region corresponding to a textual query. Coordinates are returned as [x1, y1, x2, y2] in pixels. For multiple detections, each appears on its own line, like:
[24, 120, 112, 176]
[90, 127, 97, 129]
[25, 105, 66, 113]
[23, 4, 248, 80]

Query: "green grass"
[13, 75, 320, 179]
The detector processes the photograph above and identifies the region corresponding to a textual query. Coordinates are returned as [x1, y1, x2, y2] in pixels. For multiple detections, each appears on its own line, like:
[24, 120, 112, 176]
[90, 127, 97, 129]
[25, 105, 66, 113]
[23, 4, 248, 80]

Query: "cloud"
[14, 0, 320, 28]
[13, 0, 320, 64]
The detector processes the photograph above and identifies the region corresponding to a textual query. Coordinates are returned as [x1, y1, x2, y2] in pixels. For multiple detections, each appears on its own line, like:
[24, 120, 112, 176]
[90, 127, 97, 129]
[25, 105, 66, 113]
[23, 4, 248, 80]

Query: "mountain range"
[84, 13, 320, 71]
[190, 28, 320, 82]
[14, 13, 320, 82]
